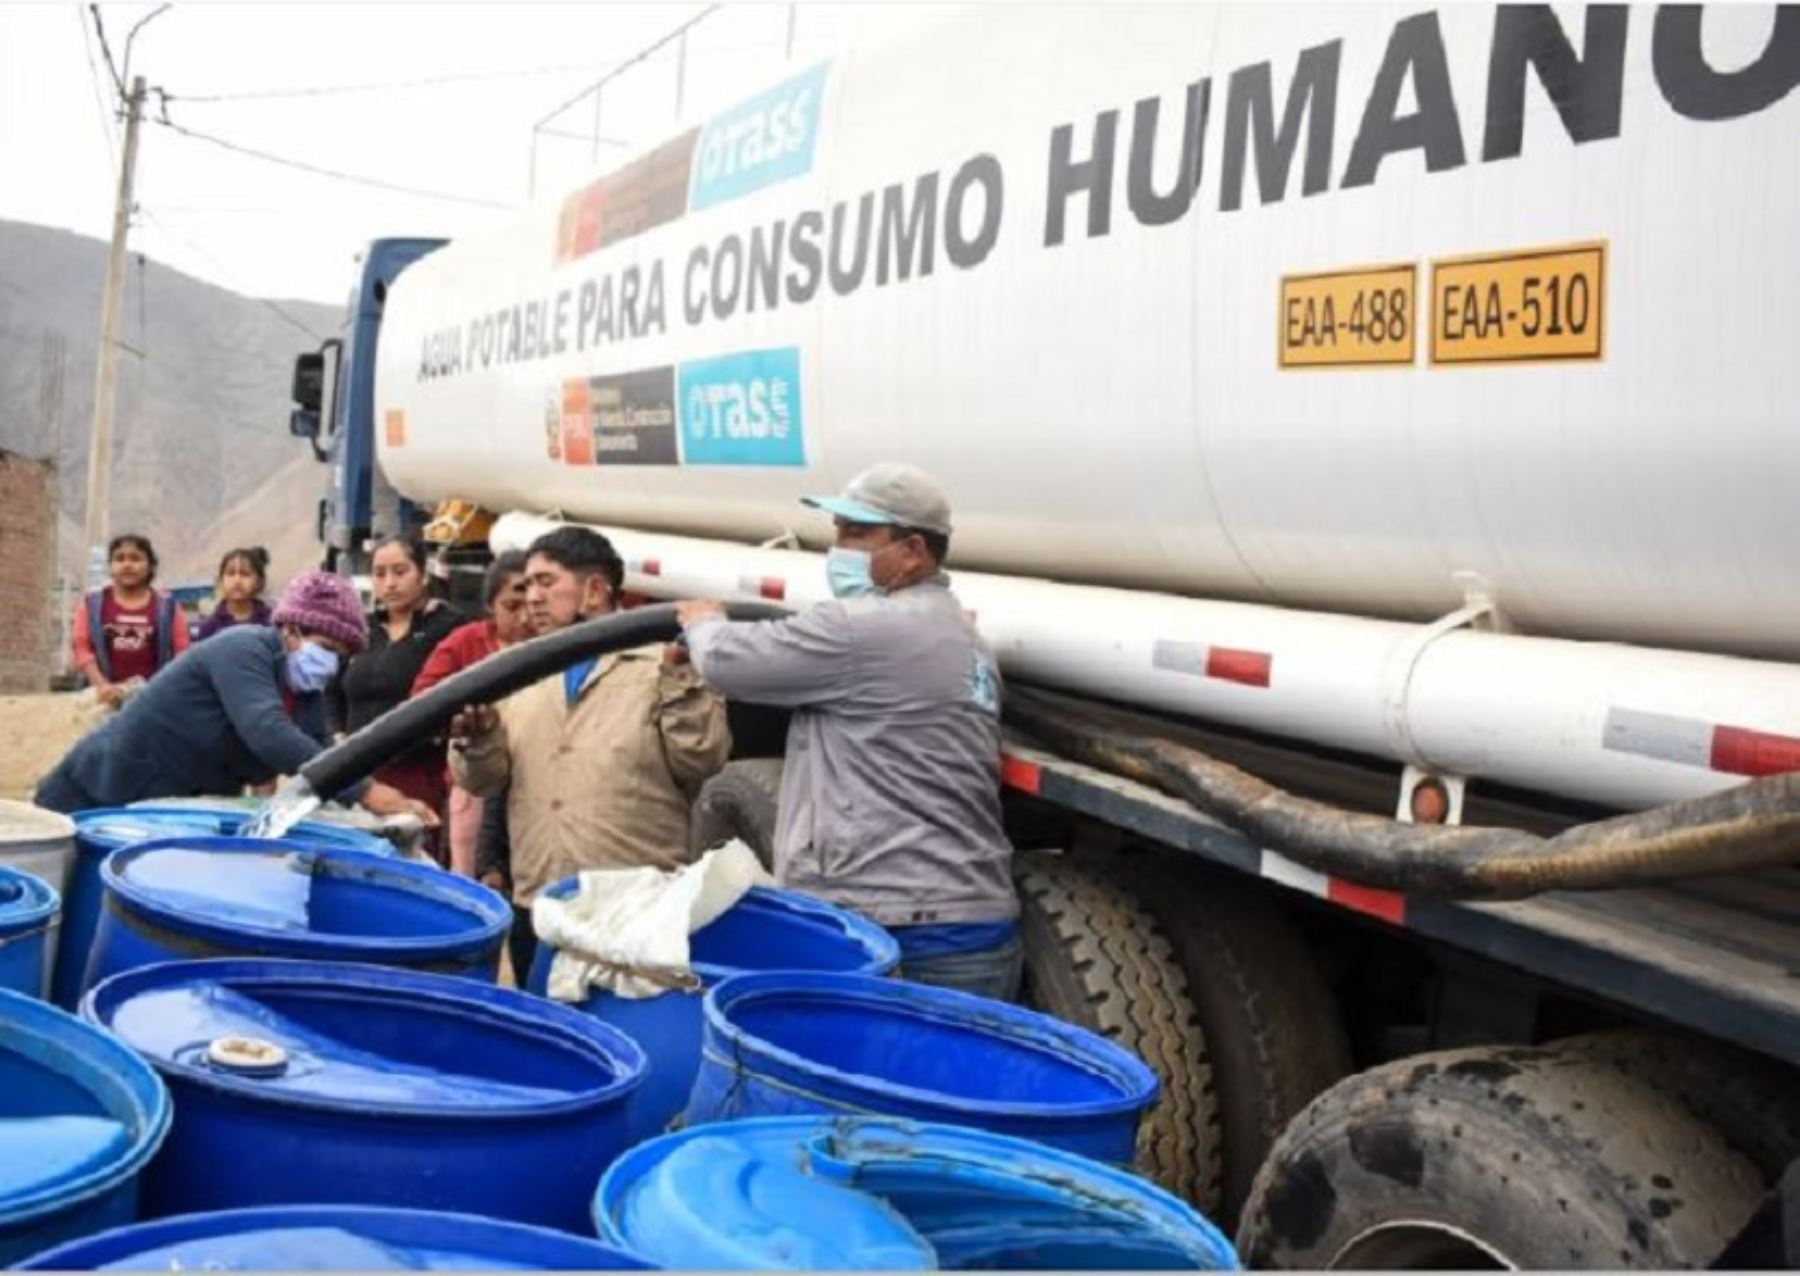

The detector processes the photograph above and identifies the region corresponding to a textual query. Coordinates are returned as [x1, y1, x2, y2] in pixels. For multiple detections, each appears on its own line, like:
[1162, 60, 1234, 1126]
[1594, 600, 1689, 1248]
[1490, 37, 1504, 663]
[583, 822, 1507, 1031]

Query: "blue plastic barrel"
[56, 808, 396, 1010]
[0, 988, 170, 1265]
[0, 866, 58, 998]
[83, 958, 647, 1231]
[82, 837, 510, 994]
[528, 883, 898, 1143]
[686, 971, 1159, 1166]
[20, 1205, 655, 1270]
[596, 1115, 1237, 1270]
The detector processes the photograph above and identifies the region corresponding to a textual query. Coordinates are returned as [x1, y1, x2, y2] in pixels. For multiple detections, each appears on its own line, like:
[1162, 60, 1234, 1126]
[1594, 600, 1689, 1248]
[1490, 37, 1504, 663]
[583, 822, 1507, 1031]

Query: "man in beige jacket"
[450, 525, 730, 976]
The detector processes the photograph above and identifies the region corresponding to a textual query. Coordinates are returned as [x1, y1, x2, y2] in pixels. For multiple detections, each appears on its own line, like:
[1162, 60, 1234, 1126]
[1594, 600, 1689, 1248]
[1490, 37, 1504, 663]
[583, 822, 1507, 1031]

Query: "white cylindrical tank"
[377, 4, 1800, 658]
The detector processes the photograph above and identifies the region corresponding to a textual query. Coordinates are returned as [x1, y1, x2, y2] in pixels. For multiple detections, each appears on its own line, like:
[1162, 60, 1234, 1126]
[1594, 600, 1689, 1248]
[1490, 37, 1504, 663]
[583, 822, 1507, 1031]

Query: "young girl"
[197, 547, 273, 639]
[71, 534, 191, 707]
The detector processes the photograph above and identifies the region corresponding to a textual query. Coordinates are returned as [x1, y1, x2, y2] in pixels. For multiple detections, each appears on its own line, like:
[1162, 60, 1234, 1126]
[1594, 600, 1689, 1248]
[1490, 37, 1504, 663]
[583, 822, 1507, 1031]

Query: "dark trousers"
[508, 905, 538, 989]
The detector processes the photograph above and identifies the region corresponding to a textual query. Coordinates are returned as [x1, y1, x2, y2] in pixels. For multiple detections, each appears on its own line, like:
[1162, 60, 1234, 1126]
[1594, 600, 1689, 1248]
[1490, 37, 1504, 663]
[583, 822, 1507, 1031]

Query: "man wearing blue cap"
[675, 462, 1020, 1000]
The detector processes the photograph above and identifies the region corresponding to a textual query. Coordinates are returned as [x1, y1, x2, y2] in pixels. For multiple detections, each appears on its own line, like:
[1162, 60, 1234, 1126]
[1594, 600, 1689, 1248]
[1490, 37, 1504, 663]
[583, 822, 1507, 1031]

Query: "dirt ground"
[0, 692, 108, 801]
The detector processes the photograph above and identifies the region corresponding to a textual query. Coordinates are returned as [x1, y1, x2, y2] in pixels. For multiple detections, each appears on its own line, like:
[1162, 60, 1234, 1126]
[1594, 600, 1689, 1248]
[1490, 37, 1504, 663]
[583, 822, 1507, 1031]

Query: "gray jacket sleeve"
[685, 605, 856, 707]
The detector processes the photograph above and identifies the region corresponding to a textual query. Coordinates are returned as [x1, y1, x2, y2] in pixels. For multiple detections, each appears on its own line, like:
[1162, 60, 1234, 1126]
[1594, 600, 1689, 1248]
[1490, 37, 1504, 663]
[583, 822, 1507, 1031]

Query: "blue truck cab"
[288, 237, 445, 575]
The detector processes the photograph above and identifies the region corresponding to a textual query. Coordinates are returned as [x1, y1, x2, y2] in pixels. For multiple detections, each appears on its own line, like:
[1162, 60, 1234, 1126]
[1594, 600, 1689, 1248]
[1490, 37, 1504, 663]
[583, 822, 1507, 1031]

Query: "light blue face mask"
[285, 642, 340, 693]
[826, 547, 881, 599]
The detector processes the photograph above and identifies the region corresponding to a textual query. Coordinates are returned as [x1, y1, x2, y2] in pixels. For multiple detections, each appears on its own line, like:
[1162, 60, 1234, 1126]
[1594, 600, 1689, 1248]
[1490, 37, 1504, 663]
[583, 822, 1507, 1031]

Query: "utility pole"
[82, 73, 145, 583]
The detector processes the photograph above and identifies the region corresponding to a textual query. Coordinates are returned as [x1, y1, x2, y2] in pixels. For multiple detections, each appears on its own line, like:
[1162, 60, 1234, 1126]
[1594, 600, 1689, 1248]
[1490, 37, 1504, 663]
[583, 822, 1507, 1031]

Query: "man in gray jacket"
[675, 463, 1020, 999]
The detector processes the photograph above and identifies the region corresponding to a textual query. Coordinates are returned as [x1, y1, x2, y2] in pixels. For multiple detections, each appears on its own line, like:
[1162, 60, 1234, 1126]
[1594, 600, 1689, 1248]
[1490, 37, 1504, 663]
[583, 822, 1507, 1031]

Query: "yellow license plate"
[1279, 264, 1417, 368]
[1430, 243, 1605, 365]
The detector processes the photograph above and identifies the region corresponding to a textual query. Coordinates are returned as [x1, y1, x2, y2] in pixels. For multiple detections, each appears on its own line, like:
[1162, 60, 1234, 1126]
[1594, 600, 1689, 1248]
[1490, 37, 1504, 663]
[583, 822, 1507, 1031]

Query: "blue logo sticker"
[679, 347, 806, 467]
[688, 63, 828, 212]
[968, 653, 1000, 717]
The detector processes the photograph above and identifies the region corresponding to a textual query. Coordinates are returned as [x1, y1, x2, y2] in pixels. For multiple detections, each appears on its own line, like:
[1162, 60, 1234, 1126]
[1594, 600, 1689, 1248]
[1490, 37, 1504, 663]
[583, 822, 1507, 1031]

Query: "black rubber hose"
[301, 602, 787, 800]
[1006, 684, 1800, 900]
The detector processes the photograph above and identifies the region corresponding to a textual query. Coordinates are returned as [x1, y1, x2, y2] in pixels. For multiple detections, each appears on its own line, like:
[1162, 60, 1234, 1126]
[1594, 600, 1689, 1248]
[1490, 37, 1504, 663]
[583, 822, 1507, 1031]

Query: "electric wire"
[153, 118, 510, 210]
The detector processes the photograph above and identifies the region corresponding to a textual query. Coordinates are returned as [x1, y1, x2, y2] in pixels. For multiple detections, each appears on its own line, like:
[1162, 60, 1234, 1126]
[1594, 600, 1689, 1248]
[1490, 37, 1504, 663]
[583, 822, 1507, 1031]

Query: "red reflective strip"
[1710, 725, 1800, 777]
[1000, 755, 1042, 795]
[1205, 647, 1272, 688]
[640, 558, 662, 577]
[1327, 880, 1407, 925]
[758, 577, 787, 601]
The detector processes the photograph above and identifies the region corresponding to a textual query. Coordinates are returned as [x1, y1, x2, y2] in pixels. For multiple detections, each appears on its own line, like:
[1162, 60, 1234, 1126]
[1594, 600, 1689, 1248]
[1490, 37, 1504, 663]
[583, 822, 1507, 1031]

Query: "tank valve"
[206, 1035, 289, 1078]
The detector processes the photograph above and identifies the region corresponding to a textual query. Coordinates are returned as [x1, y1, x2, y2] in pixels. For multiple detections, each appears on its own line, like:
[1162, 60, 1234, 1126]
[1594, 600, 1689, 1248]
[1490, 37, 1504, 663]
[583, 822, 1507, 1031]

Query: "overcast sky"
[0, 2, 871, 307]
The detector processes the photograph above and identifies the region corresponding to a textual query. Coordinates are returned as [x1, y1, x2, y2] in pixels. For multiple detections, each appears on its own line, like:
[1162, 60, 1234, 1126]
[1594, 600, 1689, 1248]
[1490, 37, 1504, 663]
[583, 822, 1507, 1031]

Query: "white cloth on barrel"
[531, 840, 771, 1001]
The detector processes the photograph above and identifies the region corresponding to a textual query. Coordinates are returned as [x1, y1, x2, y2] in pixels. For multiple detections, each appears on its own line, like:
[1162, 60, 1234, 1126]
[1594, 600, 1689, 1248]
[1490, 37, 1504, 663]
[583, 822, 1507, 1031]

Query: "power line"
[154, 118, 511, 210]
[89, 4, 125, 97]
[77, 6, 118, 164]
[169, 59, 627, 104]
[136, 206, 329, 343]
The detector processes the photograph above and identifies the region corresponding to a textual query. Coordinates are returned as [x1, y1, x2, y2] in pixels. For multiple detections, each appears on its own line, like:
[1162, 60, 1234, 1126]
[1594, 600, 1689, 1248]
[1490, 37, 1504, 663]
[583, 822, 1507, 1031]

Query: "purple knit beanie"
[272, 570, 368, 653]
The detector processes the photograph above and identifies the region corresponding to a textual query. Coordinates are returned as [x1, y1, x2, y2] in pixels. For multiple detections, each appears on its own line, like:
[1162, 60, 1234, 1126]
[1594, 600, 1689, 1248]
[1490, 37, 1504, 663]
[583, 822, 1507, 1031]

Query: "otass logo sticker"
[688, 64, 829, 212]
[678, 347, 805, 467]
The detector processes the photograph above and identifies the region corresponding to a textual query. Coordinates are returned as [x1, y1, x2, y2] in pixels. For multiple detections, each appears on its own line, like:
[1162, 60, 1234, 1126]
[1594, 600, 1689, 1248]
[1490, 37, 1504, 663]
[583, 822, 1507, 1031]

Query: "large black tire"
[1554, 1029, 1800, 1185]
[1120, 855, 1351, 1223]
[688, 758, 783, 868]
[1238, 1044, 1764, 1270]
[1016, 851, 1224, 1213]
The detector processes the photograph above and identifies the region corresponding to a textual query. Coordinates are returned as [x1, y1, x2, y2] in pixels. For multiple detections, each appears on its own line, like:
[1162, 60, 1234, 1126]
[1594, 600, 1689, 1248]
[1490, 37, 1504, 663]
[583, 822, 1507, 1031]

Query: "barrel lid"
[75, 807, 395, 857]
[0, 799, 75, 847]
[692, 887, 900, 980]
[541, 880, 901, 981]
[0, 864, 58, 934]
[598, 1116, 1237, 1271]
[84, 959, 645, 1119]
[0, 989, 170, 1229]
[100, 838, 508, 956]
[18, 1204, 655, 1270]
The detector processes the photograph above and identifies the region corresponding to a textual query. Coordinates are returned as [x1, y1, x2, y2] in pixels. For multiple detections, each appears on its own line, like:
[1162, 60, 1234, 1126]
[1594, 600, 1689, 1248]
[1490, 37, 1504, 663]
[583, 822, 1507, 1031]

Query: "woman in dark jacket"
[35, 570, 435, 825]
[331, 537, 465, 847]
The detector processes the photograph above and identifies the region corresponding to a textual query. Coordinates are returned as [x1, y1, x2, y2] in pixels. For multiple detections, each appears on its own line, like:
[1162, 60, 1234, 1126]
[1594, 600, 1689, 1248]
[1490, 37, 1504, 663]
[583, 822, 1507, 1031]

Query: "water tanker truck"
[287, 4, 1800, 1266]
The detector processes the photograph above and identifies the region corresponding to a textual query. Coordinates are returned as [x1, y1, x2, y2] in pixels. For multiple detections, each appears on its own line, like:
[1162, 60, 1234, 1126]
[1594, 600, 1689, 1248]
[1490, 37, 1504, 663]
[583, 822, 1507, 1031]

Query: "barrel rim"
[82, 957, 648, 1120]
[17, 1202, 656, 1270]
[100, 836, 509, 958]
[0, 864, 59, 935]
[0, 987, 172, 1228]
[75, 807, 394, 857]
[701, 969, 1160, 1119]
[0, 799, 75, 847]
[593, 1113, 1235, 1267]
[542, 878, 901, 980]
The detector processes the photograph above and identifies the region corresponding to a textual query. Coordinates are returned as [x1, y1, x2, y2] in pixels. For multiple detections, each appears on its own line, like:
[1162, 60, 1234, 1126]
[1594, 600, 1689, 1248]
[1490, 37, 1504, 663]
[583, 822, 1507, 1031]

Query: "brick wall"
[0, 451, 55, 691]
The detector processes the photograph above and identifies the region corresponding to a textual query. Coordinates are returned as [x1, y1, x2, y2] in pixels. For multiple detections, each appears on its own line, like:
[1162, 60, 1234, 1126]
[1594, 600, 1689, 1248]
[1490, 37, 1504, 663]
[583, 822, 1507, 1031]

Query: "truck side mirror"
[292, 352, 326, 412]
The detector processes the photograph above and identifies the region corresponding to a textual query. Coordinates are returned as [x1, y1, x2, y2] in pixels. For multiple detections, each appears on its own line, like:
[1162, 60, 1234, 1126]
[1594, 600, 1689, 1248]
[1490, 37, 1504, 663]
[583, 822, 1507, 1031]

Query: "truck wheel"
[1237, 1044, 1763, 1270]
[1120, 855, 1351, 1224]
[1555, 1029, 1800, 1184]
[688, 758, 782, 869]
[1016, 851, 1224, 1213]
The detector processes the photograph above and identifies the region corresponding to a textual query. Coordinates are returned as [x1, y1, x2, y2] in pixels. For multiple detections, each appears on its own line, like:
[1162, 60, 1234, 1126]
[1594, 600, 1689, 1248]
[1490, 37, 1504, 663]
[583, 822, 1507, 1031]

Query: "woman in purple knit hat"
[34, 569, 438, 825]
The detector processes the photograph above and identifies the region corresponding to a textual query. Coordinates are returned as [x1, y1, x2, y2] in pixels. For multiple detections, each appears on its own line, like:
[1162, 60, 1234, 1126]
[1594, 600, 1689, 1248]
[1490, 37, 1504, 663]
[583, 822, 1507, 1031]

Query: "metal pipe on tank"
[493, 513, 1800, 814]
